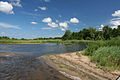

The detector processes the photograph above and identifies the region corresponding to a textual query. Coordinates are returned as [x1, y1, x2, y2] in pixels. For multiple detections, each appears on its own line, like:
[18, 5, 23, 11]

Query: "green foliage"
[62, 30, 72, 40]
[103, 25, 112, 40]
[0, 36, 10, 40]
[62, 25, 120, 41]
[84, 37, 120, 70]
[92, 46, 120, 67]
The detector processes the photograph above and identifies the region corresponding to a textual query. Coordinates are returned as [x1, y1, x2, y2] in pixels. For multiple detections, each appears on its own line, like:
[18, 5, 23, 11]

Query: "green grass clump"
[84, 37, 120, 70]
[92, 46, 120, 68]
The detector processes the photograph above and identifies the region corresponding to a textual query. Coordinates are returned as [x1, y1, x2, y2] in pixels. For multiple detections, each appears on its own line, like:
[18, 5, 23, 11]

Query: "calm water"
[0, 43, 86, 80]
[0, 43, 86, 56]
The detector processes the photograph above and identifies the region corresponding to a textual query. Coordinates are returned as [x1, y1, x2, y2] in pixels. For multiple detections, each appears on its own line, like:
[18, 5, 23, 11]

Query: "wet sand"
[0, 52, 71, 80]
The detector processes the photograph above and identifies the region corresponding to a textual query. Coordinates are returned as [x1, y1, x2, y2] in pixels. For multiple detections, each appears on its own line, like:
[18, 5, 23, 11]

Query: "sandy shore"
[43, 51, 120, 80]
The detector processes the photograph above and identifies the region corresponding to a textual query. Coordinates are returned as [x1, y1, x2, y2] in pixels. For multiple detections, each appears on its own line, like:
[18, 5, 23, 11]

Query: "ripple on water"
[0, 55, 71, 80]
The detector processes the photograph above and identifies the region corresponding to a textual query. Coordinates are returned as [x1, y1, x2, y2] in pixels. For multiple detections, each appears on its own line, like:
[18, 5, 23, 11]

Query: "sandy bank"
[43, 51, 120, 80]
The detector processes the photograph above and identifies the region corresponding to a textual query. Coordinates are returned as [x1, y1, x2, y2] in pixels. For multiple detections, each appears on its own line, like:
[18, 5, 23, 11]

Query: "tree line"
[62, 25, 120, 40]
[0, 36, 61, 40]
[0, 25, 120, 40]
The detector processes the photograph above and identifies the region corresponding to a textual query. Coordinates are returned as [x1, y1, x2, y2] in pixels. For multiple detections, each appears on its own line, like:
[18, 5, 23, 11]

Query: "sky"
[0, 0, 120, 39]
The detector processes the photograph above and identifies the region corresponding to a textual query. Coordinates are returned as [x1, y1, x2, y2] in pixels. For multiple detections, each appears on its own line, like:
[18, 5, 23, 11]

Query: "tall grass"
[84, 37, 120, 70]
[92, 46, 120, 67]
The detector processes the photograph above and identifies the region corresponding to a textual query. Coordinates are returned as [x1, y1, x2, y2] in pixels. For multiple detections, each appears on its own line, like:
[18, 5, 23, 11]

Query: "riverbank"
[0, 39, 94, 44]
[43, 51, 120, 80]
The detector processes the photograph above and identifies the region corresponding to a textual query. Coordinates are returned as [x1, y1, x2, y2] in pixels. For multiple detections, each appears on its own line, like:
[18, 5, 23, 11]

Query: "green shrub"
[84, 37, 120, 70]
[91, 46, 120, 68]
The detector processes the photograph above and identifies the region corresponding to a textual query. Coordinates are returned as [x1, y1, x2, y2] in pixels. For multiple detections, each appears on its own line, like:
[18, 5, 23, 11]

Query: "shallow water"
[0, 43, 86, 56]
[0, 55, 71, 80]
[0, 43, 86, 80]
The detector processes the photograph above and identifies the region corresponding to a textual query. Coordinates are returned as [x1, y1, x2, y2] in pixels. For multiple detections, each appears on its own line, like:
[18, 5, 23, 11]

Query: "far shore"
[0, 39, 94, 44]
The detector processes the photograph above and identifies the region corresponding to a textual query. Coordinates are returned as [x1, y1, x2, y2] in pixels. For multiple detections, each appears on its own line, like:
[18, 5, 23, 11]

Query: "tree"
[81, 28, 91, 40]
[88, 27, 96, 40]
[95, 31, 103, 40]
[0, 36, 10, 40]
[102, 26, 112, 40]
[62, 30, 72, 40]
[117, 25, 120, 36]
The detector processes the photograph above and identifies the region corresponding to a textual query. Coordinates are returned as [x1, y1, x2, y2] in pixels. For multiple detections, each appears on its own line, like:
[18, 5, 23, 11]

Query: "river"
[0, 43, 86, 80]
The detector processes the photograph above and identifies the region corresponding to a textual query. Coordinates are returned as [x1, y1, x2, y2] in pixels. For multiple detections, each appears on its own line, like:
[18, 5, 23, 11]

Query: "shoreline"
[0, 51, 119, 80]
[42, 51, 120, 80]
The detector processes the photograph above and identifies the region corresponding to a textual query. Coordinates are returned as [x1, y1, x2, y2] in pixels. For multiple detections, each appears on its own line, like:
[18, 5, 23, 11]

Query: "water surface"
[0, 43, 86, 56]
[0, 43, 86, 80]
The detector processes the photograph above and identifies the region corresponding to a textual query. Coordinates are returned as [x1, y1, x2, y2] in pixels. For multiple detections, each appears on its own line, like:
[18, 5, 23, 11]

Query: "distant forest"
[0, 25, 120, 40]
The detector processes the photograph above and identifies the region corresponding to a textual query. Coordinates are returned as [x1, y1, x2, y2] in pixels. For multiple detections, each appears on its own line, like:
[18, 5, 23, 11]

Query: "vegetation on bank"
[0, 39, 94, 44]
[61, 25, 120, 70]
[84, 37, 120, 70]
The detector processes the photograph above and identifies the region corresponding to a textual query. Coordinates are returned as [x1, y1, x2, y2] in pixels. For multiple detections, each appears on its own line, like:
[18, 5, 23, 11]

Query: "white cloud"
[60, 28, 66, 31]
[112, 10, 120, 17]
[41, 27, 52, 30]
[70, 17, 79, 23]
[44, 0, 50, 2]
[42, 17, 52, 23]
[31, 22, 38, 24]
[48, 22, 58, 28]
[10, 0, 22, 7]
[0, 1, 14, 14]
[38, 6, 47, 10]
[110, 18, 120, 29]
[109, 10, 120, 29]
[99, 24, 104, 30]
[59, 22, 68, 28]
[0, 22, 21, 29]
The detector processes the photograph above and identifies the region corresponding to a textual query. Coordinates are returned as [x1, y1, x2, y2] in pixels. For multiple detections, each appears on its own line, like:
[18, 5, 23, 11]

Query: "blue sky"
[0, 0, 120, 39]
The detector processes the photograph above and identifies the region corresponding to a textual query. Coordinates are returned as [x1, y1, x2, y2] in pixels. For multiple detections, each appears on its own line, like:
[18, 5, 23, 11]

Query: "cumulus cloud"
[48, 22, 58, 28]
[70, 17, 79, 23]
[0, 1, 14, 14]
[110, 10, 120, 29]
[42, 17, 80, 31]
[38, 6, 47, 10]
[0, 22, 21, 29]
[42, 17, 52, 23]
[110, 18, 120, 29]
[59, 22, 68, 28]
[112, 10, 120, 17]
[31, 22, 38, 24]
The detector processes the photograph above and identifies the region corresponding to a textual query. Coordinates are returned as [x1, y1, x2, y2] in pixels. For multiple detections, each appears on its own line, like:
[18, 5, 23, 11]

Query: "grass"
[83, 37, 120, 70]
[0, 39, 94, 44]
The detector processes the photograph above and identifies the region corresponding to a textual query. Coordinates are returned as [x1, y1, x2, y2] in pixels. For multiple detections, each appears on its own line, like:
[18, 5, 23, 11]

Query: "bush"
[84, 37, 120, 70]
[92, 46, 120, 67]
